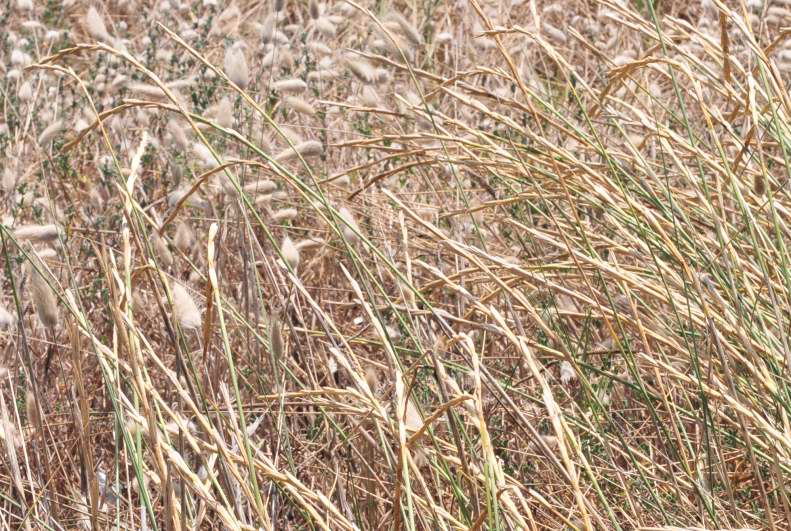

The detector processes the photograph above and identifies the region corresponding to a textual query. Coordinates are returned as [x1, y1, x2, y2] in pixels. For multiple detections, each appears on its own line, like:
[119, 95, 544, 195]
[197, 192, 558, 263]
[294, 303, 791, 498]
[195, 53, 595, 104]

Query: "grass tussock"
[2, 0, 791, 529]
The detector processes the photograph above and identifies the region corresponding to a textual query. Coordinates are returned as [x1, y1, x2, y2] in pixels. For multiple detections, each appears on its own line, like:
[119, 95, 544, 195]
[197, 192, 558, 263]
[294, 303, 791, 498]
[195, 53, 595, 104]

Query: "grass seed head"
[365, 366, 378, 393]
[166, 121, 191, 151]
[270, 312, 284, 358]
[214, 96, 234, 128]
[274, 140, 323, 163]
[172, 282, 201, 330]
[359, 85, 380, 107]
[38, 120, 64, 146]
[386, 12, 422, 45]
[542, 21, 567, 44]
[284, 96, 316, 116]
[25, 254, 59, 331]
[224, 41, 250, 89]
[174, 220, 195, 254]
[18, 81, 33, 102]
[25, 389, 40, 432]
[405, 398, 422, 432]
[315, 17, 336, 38]
[559, 361, 576, 385]
[272, 78, 308, 93]
[243, 179, 277, 194]
[307, 41, 332, 55]
[85, 6, 111, 42]
[151, 233, 174, 268]
[0, 419, 22, 448]
[272, 207, 299, 222]
[338, 206, 360, 241]
[13, 224, 61, 243]
[296, 237, 324, 250]
[281, 236, 300, 269]
[346, 58, 375, 83]
[0, 304, 15, 329]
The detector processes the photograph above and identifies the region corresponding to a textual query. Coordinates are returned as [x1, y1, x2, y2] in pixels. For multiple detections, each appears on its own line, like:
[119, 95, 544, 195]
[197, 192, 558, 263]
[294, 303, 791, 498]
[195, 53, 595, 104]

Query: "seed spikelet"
[274, 140, 323, 162]
[85, 6, 111, 42]
[338, 207, 360, 241]
[224, 42, 249, 89]
[272, 208, 299, 222]
[25, 253, 59, 331]
[13, 224, 61, 243]
[386, 12, 422, 45]
[281, 236, 300, 269]
[0, 304, 15, 329]
[172, 282, 201, 330]
[38, 120, 64, 146]
[284, 96, 316, 115]
[272, 78, 308, 93]
[174, 220, 195, 254]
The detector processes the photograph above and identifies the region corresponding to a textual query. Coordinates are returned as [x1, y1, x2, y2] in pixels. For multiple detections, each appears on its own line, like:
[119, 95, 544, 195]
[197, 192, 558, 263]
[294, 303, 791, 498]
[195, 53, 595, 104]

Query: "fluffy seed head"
[309, 0, 320, 19]
[307, 41, 332, 56]
[542, 22, 567, 44]
[127, 83, 169, 100]
[405, 398, 422, 431]
[174, 220, 194, 254]
[272, 78, 308, 93]
[365, 367, 378, 393]
[38, 120, 64, 146]
[254, 194, 273, 207]
[167, 121, 190, 150]
[0, 419, 22, 448]
[386, 12, 422, 45]
[308, 69, 339, 82]
[0, 305, 15, 329]
[435, 31, 452, 44]
[359, 85, 379, 107]
[281, 236, 300, 269]
[172, 282, 201, 329]
[25, 254, 59, 331]
[192, 142, 215, 169]
[274, 140, 323, 163]
[243, 179, 277, 194]
[214, 97, 234, 128]
[25, 390, 40, 432]
[85, 6, 111, 41]
[272, 208, 298, 222]
[296, 237, 325, 250]
[338, 207, 360, 241]
[346, 58, 375, 83]
[559, 361, 576, 385]
[125, 418, 147, 437]
[224, 42, 249, 89]
[151, 233, 173, 268]
[315, 17, 336, 37]
[270, 312, 284, 358]
[168, 188, 208, 211]
[13, 224, 61, 243]
[283, 96, 316, 115]
[18, 81, 33, 102]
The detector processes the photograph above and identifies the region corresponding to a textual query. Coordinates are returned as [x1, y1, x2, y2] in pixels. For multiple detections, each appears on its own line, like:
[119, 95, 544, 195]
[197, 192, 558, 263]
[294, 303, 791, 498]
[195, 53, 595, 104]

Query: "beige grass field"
[1, 0, 790, 529]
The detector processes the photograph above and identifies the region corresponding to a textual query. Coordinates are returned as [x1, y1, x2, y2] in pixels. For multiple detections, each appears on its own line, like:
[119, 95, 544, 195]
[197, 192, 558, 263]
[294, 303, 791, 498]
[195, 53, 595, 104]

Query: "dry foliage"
[1, 0, 791, 529]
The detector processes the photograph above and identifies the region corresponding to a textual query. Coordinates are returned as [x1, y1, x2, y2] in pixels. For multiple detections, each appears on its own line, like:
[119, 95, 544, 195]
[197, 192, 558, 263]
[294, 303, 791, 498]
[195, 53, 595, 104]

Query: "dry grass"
[2, 0, 791, 529]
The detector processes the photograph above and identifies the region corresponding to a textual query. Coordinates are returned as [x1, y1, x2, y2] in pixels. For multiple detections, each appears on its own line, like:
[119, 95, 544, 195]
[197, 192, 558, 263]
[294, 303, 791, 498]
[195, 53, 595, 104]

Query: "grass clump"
[1, 0, 790, 529]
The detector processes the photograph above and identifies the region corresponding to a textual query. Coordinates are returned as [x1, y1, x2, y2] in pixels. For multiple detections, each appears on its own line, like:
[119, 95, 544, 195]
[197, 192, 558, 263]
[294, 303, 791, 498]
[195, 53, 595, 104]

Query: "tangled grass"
[2, 0, 791, 529]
